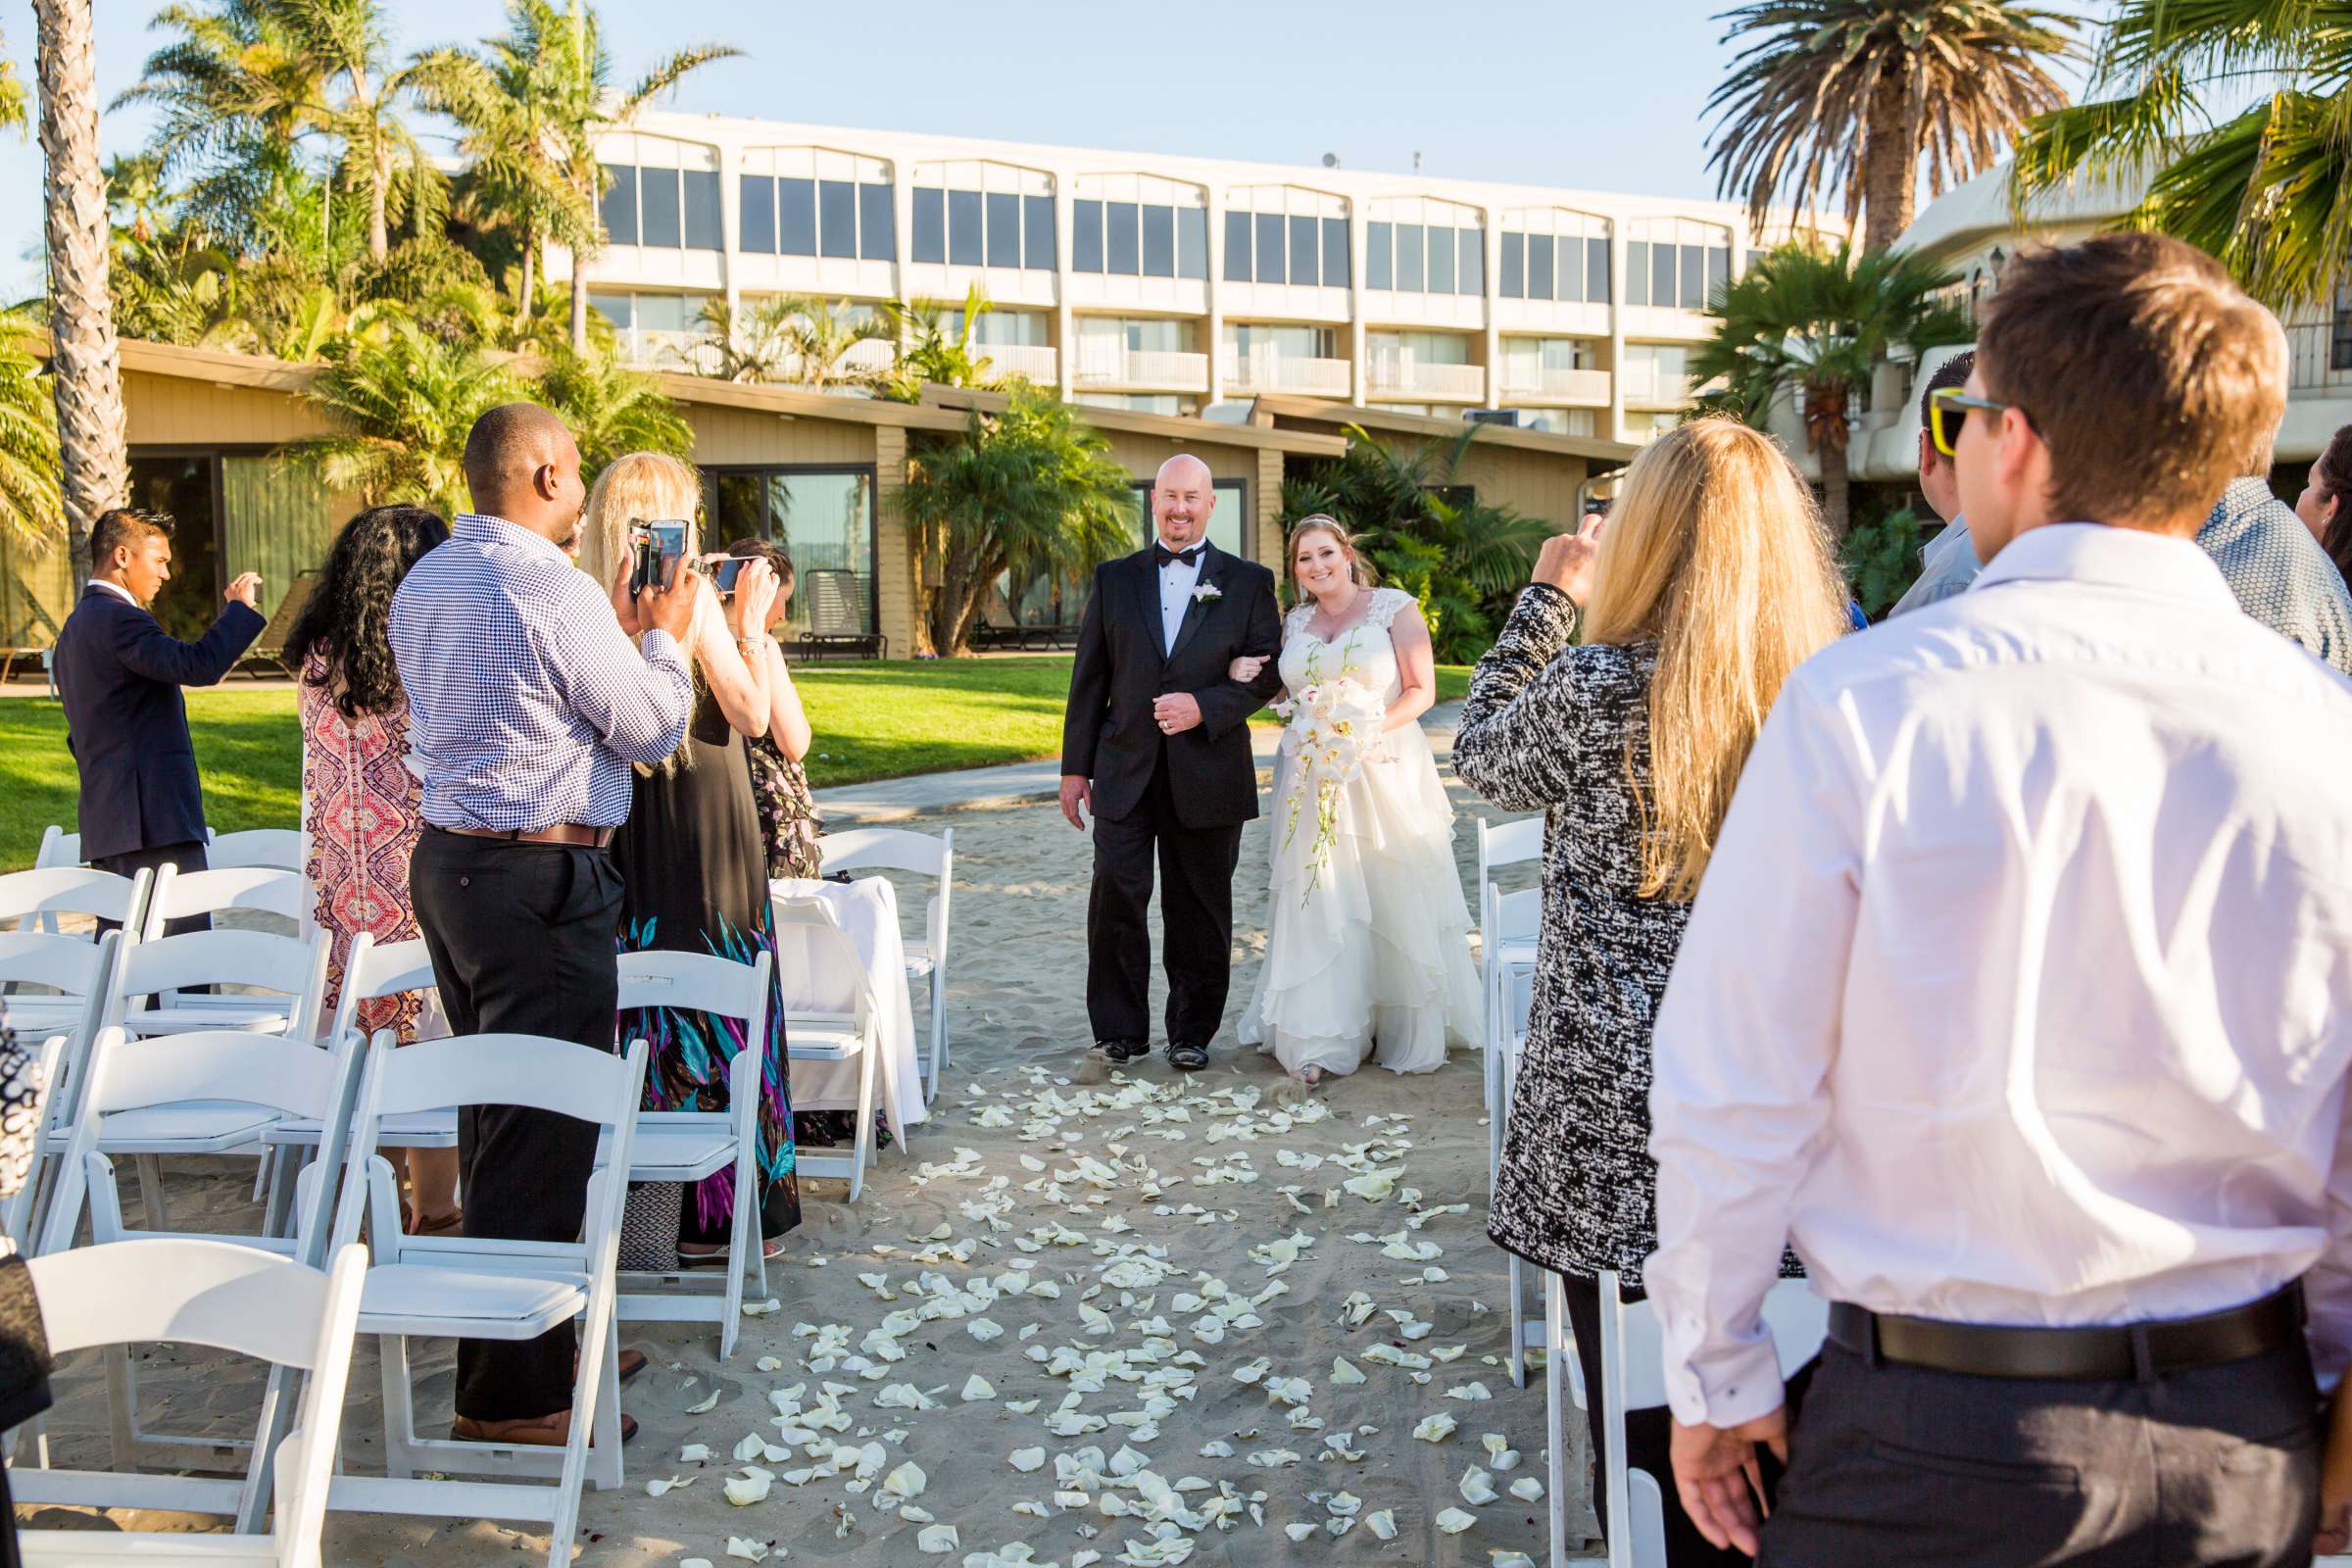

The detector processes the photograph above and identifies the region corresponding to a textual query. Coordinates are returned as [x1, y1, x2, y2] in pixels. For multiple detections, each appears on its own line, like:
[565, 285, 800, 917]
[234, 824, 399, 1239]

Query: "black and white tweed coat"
[1453, 584, 1683, 1285]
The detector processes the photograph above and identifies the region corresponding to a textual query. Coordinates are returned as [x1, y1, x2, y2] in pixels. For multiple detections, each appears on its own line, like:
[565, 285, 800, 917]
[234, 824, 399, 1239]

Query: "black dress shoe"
[1094, 1039, 1149, 1062]
[1166, 1040, 1209, 1070]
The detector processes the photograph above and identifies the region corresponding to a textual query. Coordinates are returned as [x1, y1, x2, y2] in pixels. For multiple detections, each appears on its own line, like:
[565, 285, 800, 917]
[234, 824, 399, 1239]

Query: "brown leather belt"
[438, 822, 615, 849]
[1829, 1281, 2304, 1381]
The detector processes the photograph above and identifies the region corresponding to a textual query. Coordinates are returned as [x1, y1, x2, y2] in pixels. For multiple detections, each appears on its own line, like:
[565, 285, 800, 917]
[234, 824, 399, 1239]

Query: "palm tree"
[417, 2, 737, 349]
[287, 318, 524, 515]
[1706, 0, 2079, 253]
[0, 308, 64, 554]
[535, 345, 691, 481]
[901, 385, 1134, 655]
[876, 286, 1003, 401]
[287, 0, 433, 262]
[0, 26, 25, 133]
[34, 0, 129, 569]
[2012, 1, 2352, 309]
[1690, 240, 1961, 538]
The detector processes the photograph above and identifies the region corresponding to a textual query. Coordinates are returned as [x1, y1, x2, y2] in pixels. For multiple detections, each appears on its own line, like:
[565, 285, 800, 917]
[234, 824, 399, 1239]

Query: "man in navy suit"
[52, 509, 264, 926]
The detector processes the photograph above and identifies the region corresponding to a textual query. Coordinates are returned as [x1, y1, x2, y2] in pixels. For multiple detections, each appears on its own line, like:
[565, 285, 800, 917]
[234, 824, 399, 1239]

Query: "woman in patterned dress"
[721, 537, 821, 879]
[1452, 419, 1849, 1564]
[581, 456, 803, 1262]
[286, 504, 457, 1233]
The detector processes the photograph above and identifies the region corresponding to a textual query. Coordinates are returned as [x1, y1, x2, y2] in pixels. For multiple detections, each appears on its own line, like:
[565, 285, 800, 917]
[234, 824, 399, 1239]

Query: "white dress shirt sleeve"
[1644, 673, 1863, 1429]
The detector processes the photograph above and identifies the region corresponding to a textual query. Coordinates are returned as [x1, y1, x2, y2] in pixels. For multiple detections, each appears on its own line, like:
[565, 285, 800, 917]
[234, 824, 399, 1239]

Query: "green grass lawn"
[0, 658, 1476, 870]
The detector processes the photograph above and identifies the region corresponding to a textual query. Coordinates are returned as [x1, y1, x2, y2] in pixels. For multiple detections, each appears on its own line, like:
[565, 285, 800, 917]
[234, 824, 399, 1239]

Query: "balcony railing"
[1365, 358, 1487, 401]
[1620, 364, 1699, 407]
[1496, 366, 1612, 406]
[614, 327, 724, 376]
[1073, 346, 1211, 392]
[976, 343, 1058, 383]
[1220, 351, 1353, 397]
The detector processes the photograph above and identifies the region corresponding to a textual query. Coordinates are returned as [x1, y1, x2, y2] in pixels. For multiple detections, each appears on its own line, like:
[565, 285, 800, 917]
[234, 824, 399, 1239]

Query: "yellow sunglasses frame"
[1928, 386, 2013, 458]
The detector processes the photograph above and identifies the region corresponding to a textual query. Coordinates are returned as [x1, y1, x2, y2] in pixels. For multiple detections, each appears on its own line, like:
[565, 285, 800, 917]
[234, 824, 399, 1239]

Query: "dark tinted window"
[1679, 243, 1705, 309]
[860, 182, 895, 261]
[1527, 234, 1553, 301]
[1107, 201, 1139, 274]
[1143, 204, 1174, 277]
[1255, 212, 1285, 285]
[1073, 198, 1104, 272]
[589, 291, 633, 327]
[1626, 240, 1649, 305]
[1290, 215, 1319, 287]
[1457, 228, 1482, 295]
[1427, 224, 1455, 293]
[1706, 245, 1730, 305]
[600, 164, 637, 245]
[778, 178, 816, 255]
[1223, 211, 1251, 280]
[1651, 241, 1676, 308]
[986, 192, 1020, 267]
[819, 180, 857, 259]
[1367, 220, 1393, 288]
[1588, 236, 1609, 302]
[1500, 232, 1524, 298]
[1559, 233, 1583, 300]
[682, 170, 721, 250]
[912, 187, 945, 263]
[739, 174, 774, 253]
[1395, 223, 1423, 291]
[1024, 193, 1054, 270]
[948, 188, 983, 266]
[640, 167, 681, 247]
[1323, 218, 1348, 284]
[1179, 207, 1208, 279]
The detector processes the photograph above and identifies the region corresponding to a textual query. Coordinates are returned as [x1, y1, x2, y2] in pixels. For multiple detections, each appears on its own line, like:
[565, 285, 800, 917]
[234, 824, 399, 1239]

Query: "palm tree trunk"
[1820, 438, 1852, 542]
[368, 145, 390, 262]
[1860, 74, 1919, 253]
[32, 0, 126, 583]
[517, 234, 536, 324]
[569, 260, 590, 352]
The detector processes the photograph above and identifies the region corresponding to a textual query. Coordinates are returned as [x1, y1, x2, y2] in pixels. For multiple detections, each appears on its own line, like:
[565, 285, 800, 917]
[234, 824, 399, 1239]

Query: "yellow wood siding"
[122, 368, 333, 447]
[686, 406, 875, 467]
[0, 541, 73, 653]
[871, 425, 916, 656]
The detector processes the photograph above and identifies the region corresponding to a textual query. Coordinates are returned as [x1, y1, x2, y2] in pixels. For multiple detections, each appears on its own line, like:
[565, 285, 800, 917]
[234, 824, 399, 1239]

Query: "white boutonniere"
[1192, 583, 1222, 604]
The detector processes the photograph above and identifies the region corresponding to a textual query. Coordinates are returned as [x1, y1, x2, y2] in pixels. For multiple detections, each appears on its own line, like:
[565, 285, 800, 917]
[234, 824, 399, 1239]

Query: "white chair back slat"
[32, 824, 74, 870]
[118, 927, 331, 1041]
[0, 864, 150, 932]
[354, 1033, 650, 1133]
[143, 864, 305, 938]
[616, 949, 769, 1031]
[1494, 887, 1542, 945]
[816, 827, 950, 877]
[208, 828, 305, 872]
[34, 1236, 345, 1362]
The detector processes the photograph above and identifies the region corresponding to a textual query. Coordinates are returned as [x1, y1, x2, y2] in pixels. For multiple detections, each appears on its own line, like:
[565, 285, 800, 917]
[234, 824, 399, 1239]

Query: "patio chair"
[260, 934, 456, 1187]
[237, 570, 318, 679]
[13, 1238, 368, 1568]
[141, 864, 304, 939]
[0, 928, 123, 1250]
[209, 828, 306, 873]
[796, 567, 885, 661]
[613, 948, 772, 1359]
[814, 826, 955, 1100]
[322, 1030, 648, 1568]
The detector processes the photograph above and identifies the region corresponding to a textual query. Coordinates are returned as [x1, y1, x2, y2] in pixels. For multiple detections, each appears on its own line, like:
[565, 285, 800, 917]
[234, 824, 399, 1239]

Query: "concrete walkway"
[814, 700, 1464, 824]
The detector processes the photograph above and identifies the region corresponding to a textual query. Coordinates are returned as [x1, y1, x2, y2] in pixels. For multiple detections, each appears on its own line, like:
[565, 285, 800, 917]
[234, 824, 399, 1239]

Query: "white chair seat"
[628, 1126, 738, 1182]
[23, 1532, 285, 1565]
[903, 949, 936, 982]
[0, 998, 83, 1036]
[98, 1102, 282, 1152]
[360, 1264, 589, 1339]
[264, 1108, 458, 1150]
[126, 1004, 293, 1036]
[785, 1019, 863, 1061]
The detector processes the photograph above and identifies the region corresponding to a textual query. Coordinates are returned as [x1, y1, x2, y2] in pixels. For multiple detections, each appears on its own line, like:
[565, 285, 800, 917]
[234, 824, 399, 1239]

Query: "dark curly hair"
[2317, 424, 2352, 587]
[286, 504, 450, 721]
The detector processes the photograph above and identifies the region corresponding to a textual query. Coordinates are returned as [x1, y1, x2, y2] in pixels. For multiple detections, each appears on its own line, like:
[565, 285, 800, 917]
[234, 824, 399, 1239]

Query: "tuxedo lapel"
[1165, 543, 1221, 664]
[1123, 549, 1165, 664]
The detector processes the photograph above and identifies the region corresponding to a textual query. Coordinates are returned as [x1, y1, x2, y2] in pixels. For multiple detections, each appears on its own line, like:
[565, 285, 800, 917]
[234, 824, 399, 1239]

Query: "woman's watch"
[736, 633, 768, 660]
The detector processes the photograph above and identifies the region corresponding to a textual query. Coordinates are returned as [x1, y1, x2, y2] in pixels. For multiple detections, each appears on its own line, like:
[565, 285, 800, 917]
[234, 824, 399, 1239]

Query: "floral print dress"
[746, 732, 823, 880]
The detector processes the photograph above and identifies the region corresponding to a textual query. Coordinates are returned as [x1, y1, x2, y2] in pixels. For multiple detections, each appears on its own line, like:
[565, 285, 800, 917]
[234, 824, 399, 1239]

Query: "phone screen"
[651, 522, 687, 584]
[710, 556, 751, 593]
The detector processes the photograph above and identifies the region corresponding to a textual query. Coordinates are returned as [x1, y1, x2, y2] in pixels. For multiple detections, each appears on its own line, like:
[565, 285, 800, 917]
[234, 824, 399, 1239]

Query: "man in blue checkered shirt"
[390, 402, 696, 1448]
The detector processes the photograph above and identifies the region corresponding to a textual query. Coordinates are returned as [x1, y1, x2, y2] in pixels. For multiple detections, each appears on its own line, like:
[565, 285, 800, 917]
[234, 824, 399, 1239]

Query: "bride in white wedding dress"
[1237, 515, 1482, 1084]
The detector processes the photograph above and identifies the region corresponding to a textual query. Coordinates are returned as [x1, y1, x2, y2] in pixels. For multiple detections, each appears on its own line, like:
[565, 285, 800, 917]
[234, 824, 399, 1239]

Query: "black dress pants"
[90, 840, 209, 937]
[1086, 756, 1244, 1048]
[1561, 1269, 1815, 1567]
[1760, 1333, 2319, 1567]
[409, 827, 622, 1423]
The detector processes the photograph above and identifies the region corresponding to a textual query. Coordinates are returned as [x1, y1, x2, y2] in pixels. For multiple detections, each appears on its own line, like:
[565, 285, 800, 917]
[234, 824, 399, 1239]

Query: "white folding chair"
[141, 864, 306, 940]
[33, 1026, 363, 1479]
[323, 1031, 648, 1568]
[815, 826, 955, 1099]
[116, 925, 329, 1040]
[208, 828, 305, 872]
[0, 863, 151, 940]
[1479, 816, 1543, 1046]
[34, 824, 227, 872]
[614, 948, 773, 1359]
[769, 892, 882, 1202]
[12, 1238, 368, 1568]
[261, 935, 457, 1170]
[1578, 1269, 1829, 1568]
[1494, 960, 1546, 1390]
[0, 929, 122, 1250]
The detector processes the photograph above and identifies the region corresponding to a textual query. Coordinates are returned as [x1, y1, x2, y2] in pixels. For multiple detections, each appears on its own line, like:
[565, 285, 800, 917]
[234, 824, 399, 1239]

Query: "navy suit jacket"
[52, 585, 265, 862]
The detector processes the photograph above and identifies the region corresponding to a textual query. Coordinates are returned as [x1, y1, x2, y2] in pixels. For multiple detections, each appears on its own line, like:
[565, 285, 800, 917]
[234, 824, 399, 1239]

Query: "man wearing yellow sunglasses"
[1887, 350, 1979, 615]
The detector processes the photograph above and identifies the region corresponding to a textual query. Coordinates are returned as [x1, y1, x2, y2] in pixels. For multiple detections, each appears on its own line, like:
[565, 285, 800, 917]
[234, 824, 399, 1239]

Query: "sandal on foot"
[452, 1409, 637, 1446]
[407, 1207, 465, 1238]
[1166, 1041, 1209, 1071]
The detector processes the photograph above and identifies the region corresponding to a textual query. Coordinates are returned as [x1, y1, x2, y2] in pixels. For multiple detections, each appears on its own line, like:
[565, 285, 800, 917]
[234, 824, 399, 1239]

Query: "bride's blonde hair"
[1579, 417, 1848, 901]
[1284, 514, 1377, 606]
[578, 451, 709, 777]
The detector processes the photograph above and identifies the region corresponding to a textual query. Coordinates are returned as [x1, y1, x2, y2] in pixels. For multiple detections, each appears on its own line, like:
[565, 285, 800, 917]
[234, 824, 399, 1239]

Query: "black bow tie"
[1153, 543, 1202, 568]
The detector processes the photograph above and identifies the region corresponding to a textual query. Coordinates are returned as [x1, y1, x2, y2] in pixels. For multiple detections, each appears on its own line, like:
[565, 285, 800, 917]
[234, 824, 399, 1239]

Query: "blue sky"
[0, 0, 2110, 298]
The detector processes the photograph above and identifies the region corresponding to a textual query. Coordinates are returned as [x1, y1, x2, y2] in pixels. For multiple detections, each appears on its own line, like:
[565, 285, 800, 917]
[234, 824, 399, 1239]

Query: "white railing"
[1073, 347, 1211, 392]
[977, 343, 1058, 383]
[1220, 351, 1352, 397]
[1365, 357, 1486, 401]
[838, 338, 899, 373]
[614, 328, 724, 375]
[1620, 364, 1698, 407]
[1496, 366, 1612, 405]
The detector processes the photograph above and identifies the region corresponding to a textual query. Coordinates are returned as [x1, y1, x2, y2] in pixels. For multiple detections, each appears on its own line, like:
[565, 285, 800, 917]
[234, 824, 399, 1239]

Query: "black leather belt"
[1828, 1281, 2304, 1381]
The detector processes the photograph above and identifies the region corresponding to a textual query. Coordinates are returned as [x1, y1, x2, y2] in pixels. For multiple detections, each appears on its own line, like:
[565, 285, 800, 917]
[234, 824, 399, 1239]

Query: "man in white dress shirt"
[1647, 232, 2352, 1564]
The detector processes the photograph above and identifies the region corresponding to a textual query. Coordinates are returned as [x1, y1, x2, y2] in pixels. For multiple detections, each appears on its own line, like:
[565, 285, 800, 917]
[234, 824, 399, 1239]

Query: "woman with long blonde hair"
[1231, 514, 1482, 1085]
[1452, 417, 1848, 1563]
[580, 452, 806, 1265]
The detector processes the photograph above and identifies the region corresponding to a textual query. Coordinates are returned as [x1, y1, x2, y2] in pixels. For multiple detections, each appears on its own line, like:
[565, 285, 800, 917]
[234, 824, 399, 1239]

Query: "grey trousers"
[1760, 1337, 2320, 1567]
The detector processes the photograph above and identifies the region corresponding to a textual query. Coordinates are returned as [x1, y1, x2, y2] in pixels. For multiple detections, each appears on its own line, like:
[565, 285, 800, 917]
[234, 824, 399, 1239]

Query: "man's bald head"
[463, 402, 587, 544]
[1152, 452, 1217, 551]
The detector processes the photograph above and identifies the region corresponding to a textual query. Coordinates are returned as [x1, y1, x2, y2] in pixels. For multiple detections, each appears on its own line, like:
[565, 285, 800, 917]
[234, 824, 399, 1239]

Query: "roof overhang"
[919, 385, 1348, 457]
[1246, 394, 1639, 469]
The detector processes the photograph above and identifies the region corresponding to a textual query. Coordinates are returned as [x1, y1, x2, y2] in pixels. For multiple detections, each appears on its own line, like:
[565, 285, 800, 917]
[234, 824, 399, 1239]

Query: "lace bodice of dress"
[1280, 587, 1411, 702]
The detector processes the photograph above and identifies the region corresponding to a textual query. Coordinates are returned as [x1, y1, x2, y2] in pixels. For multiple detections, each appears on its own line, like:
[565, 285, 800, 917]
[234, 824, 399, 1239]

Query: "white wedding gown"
[1240, 589, 1482, 1077]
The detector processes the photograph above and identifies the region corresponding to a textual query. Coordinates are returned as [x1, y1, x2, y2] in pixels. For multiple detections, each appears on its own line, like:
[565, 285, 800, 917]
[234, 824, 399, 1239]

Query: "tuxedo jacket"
[52, 585, 265, 862]
[1059, 543, 1284, 827]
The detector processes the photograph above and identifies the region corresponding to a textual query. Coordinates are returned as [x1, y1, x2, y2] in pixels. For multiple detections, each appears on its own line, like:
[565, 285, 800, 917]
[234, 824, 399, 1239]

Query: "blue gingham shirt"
[390, 513, 693, 831]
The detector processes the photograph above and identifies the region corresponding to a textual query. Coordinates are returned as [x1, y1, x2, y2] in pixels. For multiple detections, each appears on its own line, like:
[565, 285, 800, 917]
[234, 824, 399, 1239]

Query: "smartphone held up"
[628, 519, 689, 594]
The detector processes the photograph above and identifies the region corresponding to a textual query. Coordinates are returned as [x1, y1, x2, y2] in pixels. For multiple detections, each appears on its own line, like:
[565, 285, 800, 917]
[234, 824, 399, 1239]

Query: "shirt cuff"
[639, 629, 685, 664]
[1661, 1326, 1788, 1431]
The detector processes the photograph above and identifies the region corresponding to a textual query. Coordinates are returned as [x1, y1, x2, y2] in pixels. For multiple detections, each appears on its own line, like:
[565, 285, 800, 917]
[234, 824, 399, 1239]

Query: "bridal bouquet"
[1274, 673, 1386, 903]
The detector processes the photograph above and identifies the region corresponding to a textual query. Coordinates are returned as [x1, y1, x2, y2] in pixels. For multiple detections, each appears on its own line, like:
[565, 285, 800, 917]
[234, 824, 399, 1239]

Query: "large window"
[703, 467, 878, 635]
[1224, 186, 1348, 286]
[1124, 477, 1250, 560]
[910, 161, 1054, 270]
[598, 136, 722, 253]
[1365, 197, 1483, 298]
[1625, 218, 1732, 310]
[1072, 174, 1207, 279]
[1499, 209, 1611, 304]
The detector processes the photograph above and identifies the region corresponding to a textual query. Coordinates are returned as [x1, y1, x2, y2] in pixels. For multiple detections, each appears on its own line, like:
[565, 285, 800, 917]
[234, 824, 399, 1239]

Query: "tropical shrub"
[1840, 503, 1925, 618]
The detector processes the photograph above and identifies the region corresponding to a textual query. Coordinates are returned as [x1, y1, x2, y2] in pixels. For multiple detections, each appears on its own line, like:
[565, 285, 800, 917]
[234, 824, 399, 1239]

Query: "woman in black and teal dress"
[584, 453, 801, 1259]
